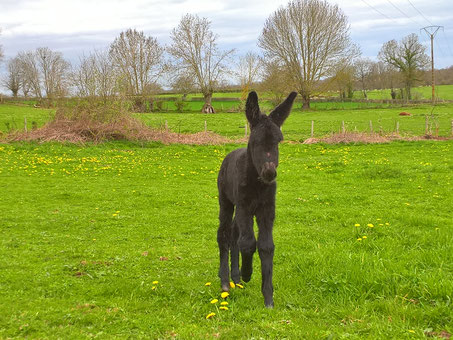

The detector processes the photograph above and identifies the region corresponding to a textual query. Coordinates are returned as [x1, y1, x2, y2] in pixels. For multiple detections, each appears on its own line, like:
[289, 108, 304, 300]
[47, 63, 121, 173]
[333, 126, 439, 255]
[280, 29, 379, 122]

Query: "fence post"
[24, 117, 27, 132]
[396, 121, 399, 134]
[165, 120, 168, 132]
[341, 121, 345, 134]
[204, 121, 207, 133]
[425, 115, 429, 135]
[369, 120, 373, 133]
[311, 120, 314, 138]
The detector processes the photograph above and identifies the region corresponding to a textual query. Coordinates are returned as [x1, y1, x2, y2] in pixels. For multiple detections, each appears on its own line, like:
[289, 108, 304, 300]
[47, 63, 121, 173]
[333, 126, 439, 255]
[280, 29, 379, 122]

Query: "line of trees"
[0, 0, 441, 111]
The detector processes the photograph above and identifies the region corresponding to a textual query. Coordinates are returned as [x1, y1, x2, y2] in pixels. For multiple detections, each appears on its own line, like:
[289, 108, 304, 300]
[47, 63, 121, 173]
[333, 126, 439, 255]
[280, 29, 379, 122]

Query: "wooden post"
[24, 117, 27, 132]
[204, 120, 207, 133]
[311, 120, 314, 137]
[425, 115, 429, 135]
[341, 121, 345, 134]
[369, 120, 373, 133]
[396, 121, 399, 134]
[165, 120, 168, 132]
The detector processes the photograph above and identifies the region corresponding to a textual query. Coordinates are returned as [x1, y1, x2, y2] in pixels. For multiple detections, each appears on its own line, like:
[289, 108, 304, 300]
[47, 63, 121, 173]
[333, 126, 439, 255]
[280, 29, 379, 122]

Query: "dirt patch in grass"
[302, 132, 452, 144]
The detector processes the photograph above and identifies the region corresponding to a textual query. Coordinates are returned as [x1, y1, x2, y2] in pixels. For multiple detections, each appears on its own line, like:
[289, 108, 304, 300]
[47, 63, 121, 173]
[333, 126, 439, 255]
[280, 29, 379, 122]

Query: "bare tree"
[2, 57, 21, 97]
[170, 73, 195, 100]
[17, 48, 70, 102]
[35, 47, 70, 100]
[354, 58, 374, 99]
[72, 50, 117, 102]
[378, 33, 429, 100]
[236, 52, 262, 100]
[258, 0, 359, 109]
[259, 60, 293, 106]
[168, 14, 234, 113]
[17, 51, 42, 100]
[109, 28, 164, 111]
[332, 63, 355, 99]
[72, 53, 97, 98]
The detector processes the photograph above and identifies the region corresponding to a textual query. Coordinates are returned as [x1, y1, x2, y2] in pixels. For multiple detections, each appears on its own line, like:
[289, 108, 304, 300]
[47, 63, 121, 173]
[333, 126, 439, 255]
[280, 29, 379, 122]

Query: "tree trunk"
[405, 85, 411, 101]
[202, 93, 215, 113]
[301, 96, 310, 109]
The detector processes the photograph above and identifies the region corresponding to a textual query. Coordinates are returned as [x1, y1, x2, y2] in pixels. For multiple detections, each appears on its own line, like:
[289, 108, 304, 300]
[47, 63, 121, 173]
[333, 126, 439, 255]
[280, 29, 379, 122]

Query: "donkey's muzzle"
[261, 162, 277, 183]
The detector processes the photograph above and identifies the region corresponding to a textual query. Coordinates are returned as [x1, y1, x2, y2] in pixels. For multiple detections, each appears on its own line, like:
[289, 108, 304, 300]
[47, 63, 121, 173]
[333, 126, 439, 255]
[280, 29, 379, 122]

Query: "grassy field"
[358, 85, 453, 101]
[2, 102, 452, 141]
[1, 140, 452, 338]
[136, 104, 453, 140]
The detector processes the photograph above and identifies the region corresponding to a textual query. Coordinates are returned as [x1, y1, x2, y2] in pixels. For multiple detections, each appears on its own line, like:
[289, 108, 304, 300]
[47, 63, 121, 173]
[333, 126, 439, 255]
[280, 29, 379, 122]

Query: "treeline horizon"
[1, 0, 452, 112]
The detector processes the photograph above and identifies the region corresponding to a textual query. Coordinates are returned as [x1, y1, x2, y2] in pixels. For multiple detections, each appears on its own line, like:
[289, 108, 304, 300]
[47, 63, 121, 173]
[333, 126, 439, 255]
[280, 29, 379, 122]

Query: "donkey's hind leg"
[217, 198, 234, 292]
[230, 218, 240, 284]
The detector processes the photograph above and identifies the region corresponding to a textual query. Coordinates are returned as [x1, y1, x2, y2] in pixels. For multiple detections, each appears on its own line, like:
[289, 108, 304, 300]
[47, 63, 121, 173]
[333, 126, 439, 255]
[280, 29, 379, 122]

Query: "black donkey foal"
[217, 91, 297, 307]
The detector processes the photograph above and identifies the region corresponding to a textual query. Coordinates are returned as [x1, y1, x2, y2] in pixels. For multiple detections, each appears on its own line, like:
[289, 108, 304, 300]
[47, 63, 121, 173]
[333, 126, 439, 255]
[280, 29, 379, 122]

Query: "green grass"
[1, 140, 452, 338]
[357, 85, 453, 101]
[2, 101, 453, 140]
[0, 104, 54, 133]
[136, 103, 453, 140]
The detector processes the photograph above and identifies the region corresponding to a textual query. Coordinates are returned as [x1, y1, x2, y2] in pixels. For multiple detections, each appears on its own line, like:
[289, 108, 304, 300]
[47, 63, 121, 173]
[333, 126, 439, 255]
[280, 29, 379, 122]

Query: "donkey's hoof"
[241, 275, 251, 283]
[221, 284, 230, 292]
[265, 301, 274, 309]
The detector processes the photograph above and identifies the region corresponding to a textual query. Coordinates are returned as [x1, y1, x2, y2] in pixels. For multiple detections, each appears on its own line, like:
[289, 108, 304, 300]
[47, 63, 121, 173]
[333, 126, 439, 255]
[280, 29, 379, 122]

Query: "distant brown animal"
[399, 112, 411, 116]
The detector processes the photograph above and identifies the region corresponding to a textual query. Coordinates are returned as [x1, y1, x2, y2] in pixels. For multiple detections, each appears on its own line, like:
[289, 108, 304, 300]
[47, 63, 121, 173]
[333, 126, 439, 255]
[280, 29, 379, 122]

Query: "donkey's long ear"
[246, 91, 260, 127]
[269, 92, 297, 127]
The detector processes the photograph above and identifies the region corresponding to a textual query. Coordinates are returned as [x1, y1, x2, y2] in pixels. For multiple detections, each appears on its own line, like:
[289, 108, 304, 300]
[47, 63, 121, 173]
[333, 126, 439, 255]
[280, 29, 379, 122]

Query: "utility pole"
[421, 26, 443, 105]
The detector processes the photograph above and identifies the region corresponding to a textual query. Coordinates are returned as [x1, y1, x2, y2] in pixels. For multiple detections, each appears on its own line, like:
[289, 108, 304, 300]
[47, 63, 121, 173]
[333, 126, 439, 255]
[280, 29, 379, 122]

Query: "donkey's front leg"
[230, 219, 241, 284]
[256, 205, 275, 308]
[217, 200, 234, 292]
[236, 206, 256, 283]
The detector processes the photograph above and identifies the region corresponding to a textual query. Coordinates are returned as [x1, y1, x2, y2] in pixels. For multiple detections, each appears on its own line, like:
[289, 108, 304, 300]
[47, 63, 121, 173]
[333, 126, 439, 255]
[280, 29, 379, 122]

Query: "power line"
[407, 0, 434, 26]
[441, 29, 453, 58]
[385, 0, 423, 27]
[360, 0, 400, 24]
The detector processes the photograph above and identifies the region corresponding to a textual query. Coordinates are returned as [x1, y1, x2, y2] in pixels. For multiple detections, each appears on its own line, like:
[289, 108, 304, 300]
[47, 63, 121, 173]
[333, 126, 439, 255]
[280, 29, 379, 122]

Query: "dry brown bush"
[6, 102, 230, 145]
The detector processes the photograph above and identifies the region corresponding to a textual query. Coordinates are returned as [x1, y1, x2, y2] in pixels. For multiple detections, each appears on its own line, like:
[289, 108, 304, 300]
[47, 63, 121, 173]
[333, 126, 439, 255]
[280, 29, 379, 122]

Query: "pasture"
[1, 102, 453, 140]
[1, 140, 452, 338]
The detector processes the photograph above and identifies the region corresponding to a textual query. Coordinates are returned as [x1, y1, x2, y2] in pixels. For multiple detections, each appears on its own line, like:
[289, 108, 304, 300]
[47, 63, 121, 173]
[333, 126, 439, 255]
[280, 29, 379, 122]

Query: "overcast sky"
[1, 0, 452, 90]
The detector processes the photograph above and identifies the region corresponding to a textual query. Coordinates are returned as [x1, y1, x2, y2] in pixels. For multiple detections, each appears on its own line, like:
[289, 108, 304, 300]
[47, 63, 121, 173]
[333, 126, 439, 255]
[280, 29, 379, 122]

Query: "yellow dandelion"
[362, 236, 367, 239]
[357, 238, 362, 241]
[230, 282, 235, 289]
[367, 224, 374, 228]
[206, 312, 216, 319]
[210, 299, 218, 304]
[236, 283, 244, 289]
[354, 223, 360, 227]
[205, 282, 212, 286]
[385, 223, 390, 226]
[112, 213, 118, 217]
[408, 330, 415, 333]
[152, 281, 159, 285]
[220, 301, 228, 306]
[221, 292, 229, 299]
[220, 306, 229, 311]
[152, 286, 156, 290]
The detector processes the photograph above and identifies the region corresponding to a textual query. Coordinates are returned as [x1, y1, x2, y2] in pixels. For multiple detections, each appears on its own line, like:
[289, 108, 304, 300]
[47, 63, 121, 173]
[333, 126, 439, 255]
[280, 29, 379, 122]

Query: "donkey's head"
[245, 91, 297, 184]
